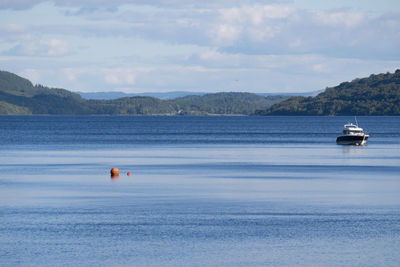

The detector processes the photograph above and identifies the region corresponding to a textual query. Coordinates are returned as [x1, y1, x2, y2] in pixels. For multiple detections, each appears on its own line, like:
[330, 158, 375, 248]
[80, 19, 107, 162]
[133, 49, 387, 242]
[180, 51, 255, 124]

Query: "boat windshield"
[343, 128, 363, 135]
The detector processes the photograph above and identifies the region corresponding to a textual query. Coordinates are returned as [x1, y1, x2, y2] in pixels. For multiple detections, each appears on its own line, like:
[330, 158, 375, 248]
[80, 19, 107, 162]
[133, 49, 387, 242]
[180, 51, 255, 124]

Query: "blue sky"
[0, 0, 399, 93]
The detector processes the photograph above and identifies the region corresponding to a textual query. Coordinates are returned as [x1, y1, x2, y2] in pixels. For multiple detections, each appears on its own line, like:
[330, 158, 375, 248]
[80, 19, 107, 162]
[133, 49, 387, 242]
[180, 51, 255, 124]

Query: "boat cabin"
[342, 123, 364, 135]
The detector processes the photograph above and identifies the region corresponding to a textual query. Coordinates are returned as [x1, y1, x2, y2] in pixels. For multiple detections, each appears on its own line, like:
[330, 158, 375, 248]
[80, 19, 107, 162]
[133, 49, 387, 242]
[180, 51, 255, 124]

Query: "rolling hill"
[256, 70, 400, 115]
[0, 71, 287, 115]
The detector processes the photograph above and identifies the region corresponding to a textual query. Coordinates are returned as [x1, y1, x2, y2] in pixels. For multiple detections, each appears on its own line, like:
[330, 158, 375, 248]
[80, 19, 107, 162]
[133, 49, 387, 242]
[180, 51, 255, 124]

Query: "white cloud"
[199, 49, 224, 61]
[0, 0, 289, 10]
[3, 24, 25, 32]
[5, 37, 70, 57]
[289, 39, 302, 48]
[208, 5, 296, 46]
[248, 26, 279, 42]
[19, 68, 41, 83]
[0, 24, 28, 45]
[313, 11, 365, 28]
[0, 0, 41, 10]
[62, 68, 83, 81]
[312, 63, 331, 73]
[104, 68, 136, 85]
[45, 39, 69, 56]
[190, 50, 329, 71]
[214, 24, 242, 45]
[211, 8, 400, 60]
[220, 5, 295, 23]
[3, 2, 396, 60]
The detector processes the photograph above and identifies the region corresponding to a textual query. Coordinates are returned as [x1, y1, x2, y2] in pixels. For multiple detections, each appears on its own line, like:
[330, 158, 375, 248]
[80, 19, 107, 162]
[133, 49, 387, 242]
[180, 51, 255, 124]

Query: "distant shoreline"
[1, 69, 400, 116]
[1, 114, 399, 117]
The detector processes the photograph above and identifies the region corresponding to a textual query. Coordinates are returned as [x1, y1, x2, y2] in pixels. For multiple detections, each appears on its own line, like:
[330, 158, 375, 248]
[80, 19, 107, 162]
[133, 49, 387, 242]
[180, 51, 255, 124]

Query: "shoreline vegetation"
[0, 70, 287, 115]
[256, 69, 400, 116]
[1, 69, 399, 116]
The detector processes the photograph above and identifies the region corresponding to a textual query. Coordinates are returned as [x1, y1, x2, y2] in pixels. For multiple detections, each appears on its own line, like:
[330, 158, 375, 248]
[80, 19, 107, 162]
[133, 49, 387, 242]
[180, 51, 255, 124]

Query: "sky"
[0, 0, 399, 93]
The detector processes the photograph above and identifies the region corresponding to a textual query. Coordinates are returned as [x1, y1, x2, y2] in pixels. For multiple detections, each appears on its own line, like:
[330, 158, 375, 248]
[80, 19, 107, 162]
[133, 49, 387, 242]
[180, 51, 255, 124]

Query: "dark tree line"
[256, 70, 400, 115]
[0, 71, 285, 115]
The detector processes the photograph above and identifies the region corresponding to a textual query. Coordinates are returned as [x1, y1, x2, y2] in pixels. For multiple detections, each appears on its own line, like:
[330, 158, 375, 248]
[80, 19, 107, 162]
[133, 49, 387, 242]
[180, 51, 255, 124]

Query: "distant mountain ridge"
[0, 70, 287, 115]
[3, 70, 397, 116]
[77, 90, 321, 100]
[256, 70, 400, 115]
[76, 91, 206, 100]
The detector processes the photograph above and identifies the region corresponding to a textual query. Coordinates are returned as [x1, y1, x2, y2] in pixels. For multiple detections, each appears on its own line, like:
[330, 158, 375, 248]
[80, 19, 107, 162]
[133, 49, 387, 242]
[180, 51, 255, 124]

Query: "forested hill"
[0, 71, 287, 115]
[0, 71, 88, 114]
[256, 70, 400, 115]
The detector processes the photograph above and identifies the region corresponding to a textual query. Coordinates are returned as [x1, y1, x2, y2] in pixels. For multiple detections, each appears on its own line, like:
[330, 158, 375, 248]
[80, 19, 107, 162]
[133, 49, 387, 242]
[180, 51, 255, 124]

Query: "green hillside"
[0, 70, 284, 115]
[0, 71, 89, 114]
[256, 70, 400, 115]
[170, 93, 287, 115]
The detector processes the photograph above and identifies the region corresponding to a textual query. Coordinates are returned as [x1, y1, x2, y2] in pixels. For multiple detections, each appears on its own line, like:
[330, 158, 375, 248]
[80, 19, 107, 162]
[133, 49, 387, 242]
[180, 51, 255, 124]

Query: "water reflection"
[340, 145, 368, 155]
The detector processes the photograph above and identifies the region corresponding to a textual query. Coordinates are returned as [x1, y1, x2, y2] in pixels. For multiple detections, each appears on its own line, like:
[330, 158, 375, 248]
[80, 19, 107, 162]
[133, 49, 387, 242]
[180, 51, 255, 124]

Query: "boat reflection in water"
[336, 120, 369, 146]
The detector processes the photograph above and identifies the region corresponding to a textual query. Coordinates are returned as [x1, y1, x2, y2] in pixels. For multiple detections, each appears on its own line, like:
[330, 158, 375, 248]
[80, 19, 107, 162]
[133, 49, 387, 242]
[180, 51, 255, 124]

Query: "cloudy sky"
[1, 0, 399, 93]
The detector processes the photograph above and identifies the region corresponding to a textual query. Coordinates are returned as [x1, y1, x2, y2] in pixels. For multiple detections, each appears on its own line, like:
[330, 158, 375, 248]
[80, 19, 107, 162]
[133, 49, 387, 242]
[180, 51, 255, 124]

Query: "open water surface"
[0, 116, 400, 266]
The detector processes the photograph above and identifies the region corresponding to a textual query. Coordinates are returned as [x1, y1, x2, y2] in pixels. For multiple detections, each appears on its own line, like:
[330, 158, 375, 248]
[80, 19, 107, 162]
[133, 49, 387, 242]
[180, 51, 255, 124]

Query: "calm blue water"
[1, 116, 400, 266]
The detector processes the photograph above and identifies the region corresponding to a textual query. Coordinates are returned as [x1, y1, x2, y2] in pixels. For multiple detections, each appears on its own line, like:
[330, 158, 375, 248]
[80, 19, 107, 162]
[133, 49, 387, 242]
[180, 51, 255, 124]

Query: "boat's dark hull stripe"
[336, 135, 368, 145]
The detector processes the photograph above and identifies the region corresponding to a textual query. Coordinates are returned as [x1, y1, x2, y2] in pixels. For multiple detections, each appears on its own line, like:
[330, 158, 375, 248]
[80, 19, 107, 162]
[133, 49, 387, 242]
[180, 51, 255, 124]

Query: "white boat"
[336, 121, 369, 146]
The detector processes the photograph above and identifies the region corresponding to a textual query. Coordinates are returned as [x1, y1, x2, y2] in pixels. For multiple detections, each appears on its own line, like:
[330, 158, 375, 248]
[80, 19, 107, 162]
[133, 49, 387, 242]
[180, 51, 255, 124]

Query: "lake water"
[1, 116, 399, 266]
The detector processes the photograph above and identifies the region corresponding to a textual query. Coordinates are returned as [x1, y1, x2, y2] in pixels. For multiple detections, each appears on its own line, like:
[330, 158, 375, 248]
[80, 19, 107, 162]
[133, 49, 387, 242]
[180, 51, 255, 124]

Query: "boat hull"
[336, 135, 368, 146]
